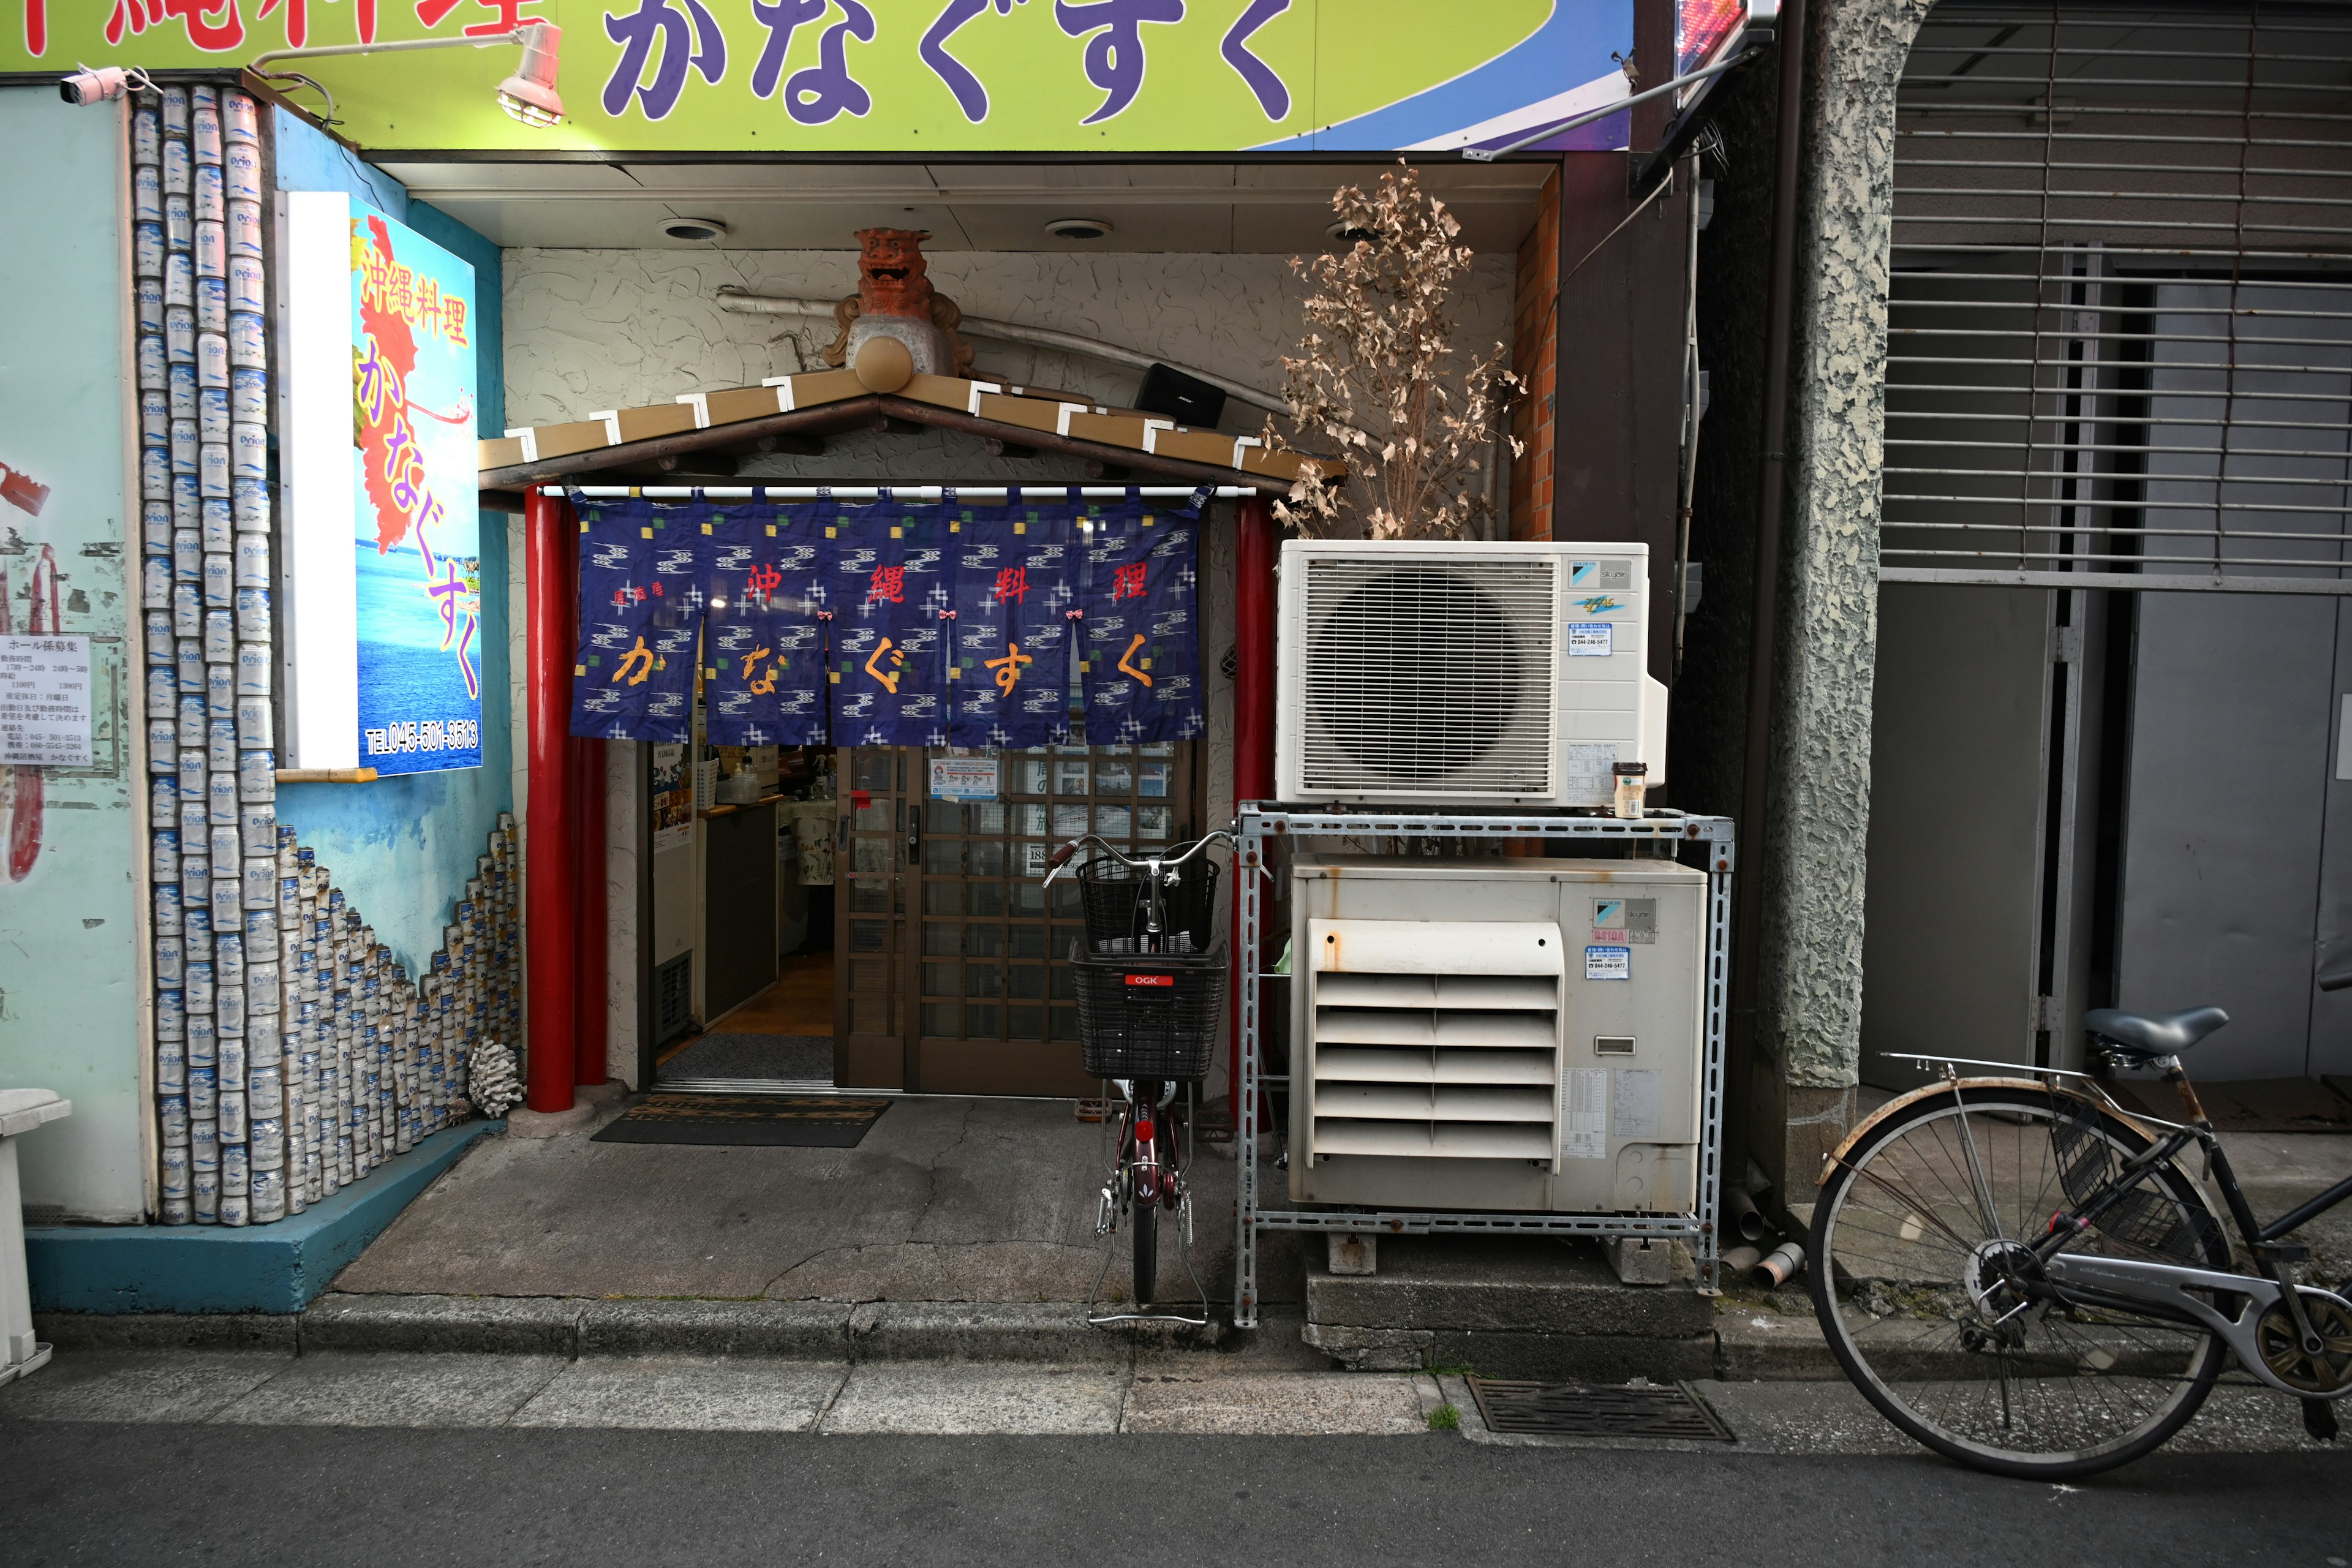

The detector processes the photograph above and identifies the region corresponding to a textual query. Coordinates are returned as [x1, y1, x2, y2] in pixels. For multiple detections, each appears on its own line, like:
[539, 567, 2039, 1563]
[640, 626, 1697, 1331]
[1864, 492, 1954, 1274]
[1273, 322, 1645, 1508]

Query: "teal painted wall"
[270, 108, 513, 981]
[0, 89, 145, 1220]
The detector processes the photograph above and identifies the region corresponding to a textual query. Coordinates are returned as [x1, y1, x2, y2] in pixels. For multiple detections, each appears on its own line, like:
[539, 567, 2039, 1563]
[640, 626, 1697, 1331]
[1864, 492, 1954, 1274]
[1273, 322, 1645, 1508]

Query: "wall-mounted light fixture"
[246, 20, 564, 129]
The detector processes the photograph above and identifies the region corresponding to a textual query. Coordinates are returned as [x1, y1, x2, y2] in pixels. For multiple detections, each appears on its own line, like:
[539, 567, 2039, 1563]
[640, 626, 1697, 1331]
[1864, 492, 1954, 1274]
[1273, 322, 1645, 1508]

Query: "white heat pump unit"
[1275, 539, 1667, 809]
[1287, 856, 1707, 1215]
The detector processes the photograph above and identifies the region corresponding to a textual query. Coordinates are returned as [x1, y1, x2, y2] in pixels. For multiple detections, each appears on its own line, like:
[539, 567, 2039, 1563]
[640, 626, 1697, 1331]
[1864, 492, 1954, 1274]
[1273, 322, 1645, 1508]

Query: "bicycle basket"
[2051, 1091, 2224, 1264]
[1074, 851, 1219, 955]
[1069, 941, 1227, 1080]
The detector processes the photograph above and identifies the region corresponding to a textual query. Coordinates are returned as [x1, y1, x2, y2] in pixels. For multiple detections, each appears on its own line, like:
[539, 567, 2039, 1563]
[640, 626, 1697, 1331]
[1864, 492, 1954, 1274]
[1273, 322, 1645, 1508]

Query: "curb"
[35, 1296, 1849, 1379]
[39, 1292, 1238, 1364]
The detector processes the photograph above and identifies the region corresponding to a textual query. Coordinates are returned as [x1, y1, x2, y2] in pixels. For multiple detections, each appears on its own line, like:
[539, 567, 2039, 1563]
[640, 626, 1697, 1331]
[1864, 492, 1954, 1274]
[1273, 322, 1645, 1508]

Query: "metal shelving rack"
[1231, 805, 1736, 1328]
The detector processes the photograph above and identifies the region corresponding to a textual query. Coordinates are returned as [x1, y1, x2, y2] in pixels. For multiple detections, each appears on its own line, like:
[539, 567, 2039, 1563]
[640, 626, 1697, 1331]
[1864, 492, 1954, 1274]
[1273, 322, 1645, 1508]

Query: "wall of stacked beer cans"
[133, 84, 521, 1226]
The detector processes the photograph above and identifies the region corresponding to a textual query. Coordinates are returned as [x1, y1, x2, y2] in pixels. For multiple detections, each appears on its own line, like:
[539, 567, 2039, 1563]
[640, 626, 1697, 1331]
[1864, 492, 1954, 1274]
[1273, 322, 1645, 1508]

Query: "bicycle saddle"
[2083, 1006, 2229, 1056]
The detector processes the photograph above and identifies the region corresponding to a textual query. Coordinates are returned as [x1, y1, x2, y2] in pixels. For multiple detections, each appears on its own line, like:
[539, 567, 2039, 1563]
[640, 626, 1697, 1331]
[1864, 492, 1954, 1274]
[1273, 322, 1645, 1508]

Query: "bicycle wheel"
[1811, 1083, 2231, 1479]
[1132, 1193, 1158, 1305]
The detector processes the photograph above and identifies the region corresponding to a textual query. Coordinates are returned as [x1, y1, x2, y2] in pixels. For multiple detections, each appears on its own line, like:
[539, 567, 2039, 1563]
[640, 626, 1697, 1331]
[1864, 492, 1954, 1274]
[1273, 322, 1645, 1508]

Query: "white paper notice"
[1613, 1068, 1661, 1138]
[1586, 944, 1631, 981]
[0, 635, 91, 767]
[1563, 1068, 1608, 1159]
[929, 755, 1001, 802]
[1567, 622, 1615, 657]
[1566, 743, 1617, 801]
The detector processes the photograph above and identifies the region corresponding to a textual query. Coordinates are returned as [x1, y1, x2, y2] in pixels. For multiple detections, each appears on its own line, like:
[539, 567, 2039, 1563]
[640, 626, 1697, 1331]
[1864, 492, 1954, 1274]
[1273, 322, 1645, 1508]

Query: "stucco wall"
[500, 246, 1513, 486]
[1758, 0, 1934, 1097]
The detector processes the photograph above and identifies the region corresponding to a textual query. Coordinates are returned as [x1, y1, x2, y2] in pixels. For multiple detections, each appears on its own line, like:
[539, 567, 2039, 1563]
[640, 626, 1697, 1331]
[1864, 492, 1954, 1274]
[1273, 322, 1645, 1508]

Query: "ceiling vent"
[658, 216, 729, 243]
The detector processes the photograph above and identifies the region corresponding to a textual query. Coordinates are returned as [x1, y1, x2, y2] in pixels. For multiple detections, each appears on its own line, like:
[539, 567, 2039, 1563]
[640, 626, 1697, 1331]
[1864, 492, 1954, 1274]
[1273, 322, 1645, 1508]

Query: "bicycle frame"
[1057, 831, 1232, 1330]
[1875, 1050, 2352, 1403]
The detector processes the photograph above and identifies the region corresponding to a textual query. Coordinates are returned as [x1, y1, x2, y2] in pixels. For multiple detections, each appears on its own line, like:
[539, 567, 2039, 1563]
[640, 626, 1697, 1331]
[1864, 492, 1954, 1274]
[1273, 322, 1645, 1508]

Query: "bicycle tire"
[1132, 1193, 1158, 1306]
[1810, 1082, 2230, 1479]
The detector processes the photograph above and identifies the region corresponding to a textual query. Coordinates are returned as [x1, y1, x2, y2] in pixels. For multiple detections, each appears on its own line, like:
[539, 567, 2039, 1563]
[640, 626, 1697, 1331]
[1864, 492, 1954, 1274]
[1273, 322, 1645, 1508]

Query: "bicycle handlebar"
[1043, 829, 1236, 889]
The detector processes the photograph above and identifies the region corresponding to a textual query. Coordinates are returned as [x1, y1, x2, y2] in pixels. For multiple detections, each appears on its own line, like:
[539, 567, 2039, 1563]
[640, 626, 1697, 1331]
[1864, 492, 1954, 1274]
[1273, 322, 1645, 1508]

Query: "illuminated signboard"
[278, 192, 482, 777]
[3, 1, 1634, 155]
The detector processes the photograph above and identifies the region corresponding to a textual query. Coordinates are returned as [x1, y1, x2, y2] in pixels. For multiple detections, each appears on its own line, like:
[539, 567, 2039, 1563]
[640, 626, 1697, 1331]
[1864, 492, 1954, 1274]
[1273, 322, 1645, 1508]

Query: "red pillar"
[1231, 495, 1278, 1126]
[524, 489, 577, 1114]
[573, 731, 608, 1087]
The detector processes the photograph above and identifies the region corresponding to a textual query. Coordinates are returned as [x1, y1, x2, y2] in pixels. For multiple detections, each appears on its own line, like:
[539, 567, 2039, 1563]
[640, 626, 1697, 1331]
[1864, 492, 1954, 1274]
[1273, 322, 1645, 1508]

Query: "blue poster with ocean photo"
[349, 208, 481, 775]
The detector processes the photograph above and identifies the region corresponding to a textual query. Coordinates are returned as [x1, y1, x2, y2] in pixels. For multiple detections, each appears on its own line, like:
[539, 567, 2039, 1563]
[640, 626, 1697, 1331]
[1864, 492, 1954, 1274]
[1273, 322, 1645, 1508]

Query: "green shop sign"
[5, 1, 1632, 153]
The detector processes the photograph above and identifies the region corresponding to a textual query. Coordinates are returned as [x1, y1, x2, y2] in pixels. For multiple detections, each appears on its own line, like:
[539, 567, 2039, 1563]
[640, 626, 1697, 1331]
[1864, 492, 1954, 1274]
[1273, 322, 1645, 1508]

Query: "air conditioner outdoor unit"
[1275, 540, 1667, 809]
[1287, 856, 1708, 1215]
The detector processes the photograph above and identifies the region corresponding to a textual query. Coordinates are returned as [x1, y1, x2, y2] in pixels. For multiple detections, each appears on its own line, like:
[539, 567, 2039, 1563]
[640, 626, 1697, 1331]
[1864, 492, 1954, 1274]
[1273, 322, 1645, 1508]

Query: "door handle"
[906, 816, 921, 870]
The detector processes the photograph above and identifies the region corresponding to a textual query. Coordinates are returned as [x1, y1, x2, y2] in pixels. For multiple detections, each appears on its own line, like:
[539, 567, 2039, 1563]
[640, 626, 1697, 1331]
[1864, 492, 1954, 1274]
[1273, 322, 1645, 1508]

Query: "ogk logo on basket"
[1124, 973, 1175, 987]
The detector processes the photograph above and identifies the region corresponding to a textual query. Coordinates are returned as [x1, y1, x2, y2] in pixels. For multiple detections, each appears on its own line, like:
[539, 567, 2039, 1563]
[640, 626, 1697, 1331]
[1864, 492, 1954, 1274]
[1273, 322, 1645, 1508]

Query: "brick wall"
[1508, 167, 1561, 541]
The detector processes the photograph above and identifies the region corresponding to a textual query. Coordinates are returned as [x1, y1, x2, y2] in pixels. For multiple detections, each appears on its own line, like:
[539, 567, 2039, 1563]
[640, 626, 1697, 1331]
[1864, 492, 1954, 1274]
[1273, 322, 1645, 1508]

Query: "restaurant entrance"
[836, 742, 1200, 1096]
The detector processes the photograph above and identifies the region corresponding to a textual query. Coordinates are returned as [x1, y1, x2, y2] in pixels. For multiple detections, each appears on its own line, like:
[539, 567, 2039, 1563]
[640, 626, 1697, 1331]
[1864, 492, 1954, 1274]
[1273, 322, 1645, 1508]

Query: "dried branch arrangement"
[1264, 164, 1522, 539]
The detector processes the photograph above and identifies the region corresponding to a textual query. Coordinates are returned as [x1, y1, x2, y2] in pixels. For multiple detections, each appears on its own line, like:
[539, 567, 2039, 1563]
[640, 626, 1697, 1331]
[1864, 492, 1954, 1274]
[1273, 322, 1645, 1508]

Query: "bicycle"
[1809, 991, 2352, 1478]
[1044, 829, 1233, 1327]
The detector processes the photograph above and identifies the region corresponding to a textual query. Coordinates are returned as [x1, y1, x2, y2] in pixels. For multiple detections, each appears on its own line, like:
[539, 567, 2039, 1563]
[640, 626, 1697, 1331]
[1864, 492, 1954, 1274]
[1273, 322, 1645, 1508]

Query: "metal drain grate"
[1466, 1379, 1734, 1441]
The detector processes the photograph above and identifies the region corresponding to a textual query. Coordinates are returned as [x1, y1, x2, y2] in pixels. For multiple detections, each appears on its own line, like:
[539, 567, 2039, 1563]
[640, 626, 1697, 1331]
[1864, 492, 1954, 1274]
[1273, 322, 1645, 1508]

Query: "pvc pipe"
[1754, 1240, 1805, 1288]
[1721, 1244, 1763, 1276]
[1724, 1184, 1766, 1243]
[1231, 495, 1277, 1127]
[522, 488, 576, 1114]
[538, 485, 1256, 500]
[273, 767, 378, 783]
[715, 293, 1289, 417]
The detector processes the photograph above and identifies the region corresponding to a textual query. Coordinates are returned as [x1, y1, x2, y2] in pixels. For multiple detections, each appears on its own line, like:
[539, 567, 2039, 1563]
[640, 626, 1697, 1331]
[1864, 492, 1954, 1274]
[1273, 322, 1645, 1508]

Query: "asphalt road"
[5, 1422, 2346, 1568]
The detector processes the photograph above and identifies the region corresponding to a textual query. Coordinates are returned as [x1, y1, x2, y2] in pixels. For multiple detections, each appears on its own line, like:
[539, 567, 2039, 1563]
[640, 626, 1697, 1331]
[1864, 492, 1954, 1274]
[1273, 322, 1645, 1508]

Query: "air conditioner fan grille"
[1297, 559, 1557, 795]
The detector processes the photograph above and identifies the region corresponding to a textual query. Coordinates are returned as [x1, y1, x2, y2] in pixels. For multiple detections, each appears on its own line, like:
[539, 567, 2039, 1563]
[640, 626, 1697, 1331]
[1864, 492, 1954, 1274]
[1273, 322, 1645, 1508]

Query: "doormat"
[592, 1094, 890, 1148]
[2103, 1076, 2352, 1134]
[658, 1032, 834, 1085]
[1465, 1378, 1734, 1441]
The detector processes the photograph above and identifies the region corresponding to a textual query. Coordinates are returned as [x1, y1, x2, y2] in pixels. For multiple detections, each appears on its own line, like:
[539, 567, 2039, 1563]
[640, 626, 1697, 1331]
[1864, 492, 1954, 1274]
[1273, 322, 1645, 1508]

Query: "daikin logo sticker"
[1570, 560, 1599, 586]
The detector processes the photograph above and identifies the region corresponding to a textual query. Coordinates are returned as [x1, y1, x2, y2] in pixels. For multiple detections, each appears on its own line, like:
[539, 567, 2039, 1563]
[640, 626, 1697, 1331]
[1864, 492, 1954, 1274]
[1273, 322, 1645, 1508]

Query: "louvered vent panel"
[1306, 919, 1564, 1170]
[1295, 557, 1560, 797]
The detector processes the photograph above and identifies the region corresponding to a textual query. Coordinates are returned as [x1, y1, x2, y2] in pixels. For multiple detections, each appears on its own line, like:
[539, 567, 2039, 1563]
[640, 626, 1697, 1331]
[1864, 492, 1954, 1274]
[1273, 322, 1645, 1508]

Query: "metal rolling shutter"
[1880, 1, 2352, 594]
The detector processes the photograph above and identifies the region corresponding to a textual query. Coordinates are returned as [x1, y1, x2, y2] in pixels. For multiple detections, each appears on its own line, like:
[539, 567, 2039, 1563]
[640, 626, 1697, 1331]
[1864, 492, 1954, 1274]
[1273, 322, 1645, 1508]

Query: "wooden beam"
[876, 398, 1275, 490]
[475, 397, 887, 490]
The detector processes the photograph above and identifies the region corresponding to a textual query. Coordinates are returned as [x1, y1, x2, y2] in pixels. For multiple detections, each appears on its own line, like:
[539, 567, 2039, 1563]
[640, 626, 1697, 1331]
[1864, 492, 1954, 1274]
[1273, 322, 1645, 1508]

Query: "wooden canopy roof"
[475, 368, 1341, 505]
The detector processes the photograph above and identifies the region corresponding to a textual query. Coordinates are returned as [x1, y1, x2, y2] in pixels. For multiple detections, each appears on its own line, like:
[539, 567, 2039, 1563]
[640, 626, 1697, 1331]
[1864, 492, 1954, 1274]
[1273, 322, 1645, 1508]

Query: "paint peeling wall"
[1756, 0, 1934, 1093]
[0, 89, 147, 1221]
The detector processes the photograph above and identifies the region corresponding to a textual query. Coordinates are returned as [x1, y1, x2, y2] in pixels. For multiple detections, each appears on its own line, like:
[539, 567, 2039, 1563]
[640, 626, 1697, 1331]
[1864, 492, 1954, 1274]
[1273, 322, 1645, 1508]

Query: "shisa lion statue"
[822, 227, 977, 391]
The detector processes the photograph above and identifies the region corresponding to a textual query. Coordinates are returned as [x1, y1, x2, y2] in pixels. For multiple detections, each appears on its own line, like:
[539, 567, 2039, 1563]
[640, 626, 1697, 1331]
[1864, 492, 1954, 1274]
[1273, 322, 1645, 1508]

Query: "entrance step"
[1302, 1236, 1715, 1380]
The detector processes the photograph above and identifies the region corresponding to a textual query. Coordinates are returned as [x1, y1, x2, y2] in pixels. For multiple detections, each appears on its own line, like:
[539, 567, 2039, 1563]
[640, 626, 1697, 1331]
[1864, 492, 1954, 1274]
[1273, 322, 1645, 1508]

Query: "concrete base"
[1606, 1236, 1673, 1286]
[1304, 1236, 1714, 1380]
[1327, 1232, 1378, 1275]
[505, 1097, 599, 1138]
[24, 1121, 499, 1316]
[576, 1081, 629, 1108]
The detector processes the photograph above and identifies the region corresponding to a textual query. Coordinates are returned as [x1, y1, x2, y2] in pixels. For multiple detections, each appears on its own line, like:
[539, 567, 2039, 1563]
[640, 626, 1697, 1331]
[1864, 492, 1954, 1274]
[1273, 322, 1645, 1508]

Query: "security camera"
[59, 64, 153, 105]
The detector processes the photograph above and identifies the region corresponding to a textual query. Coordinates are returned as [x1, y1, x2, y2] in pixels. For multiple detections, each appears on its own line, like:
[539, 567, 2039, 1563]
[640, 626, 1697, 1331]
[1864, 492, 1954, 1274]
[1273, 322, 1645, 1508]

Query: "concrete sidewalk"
[328, 1093, 1304, 1310]
[2, 1343, 2338, 1452]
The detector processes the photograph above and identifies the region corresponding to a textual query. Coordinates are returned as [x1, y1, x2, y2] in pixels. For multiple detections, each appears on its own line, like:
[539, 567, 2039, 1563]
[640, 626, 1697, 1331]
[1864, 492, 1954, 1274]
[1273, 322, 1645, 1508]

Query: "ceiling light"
[1325, 220, 1378, 245]
[1046, 217, 1114, 241]
[496, 23, 565, 127]
[659, 216, 729, 243]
